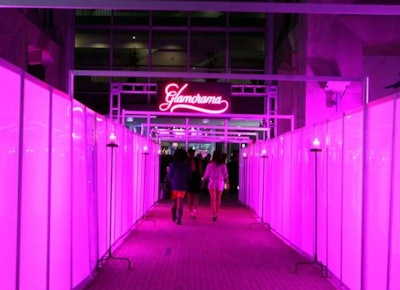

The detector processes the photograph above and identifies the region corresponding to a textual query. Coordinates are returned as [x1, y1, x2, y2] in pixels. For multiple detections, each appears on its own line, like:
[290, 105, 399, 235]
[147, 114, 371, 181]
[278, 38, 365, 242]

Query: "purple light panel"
[269, 140, 279, 230]
[390, 96, 400, 290]
[364, 100, 393, 289]
[85, 109, 99, 272]
[326, 117, 343, 280]
[72, 100, 91, 287]
[281, 135, 292, 240]
[49, 90, 72, 290]
[0, 64, 20, 290]
[95, 114, 108, 259]
[20, 78, 50, 290]
[342, 110, 363, 290]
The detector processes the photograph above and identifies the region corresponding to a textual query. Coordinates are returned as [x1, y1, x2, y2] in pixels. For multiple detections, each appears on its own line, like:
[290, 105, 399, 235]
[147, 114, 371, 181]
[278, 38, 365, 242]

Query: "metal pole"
[294, 148, 326, 276]
[96, 143, 131, 269]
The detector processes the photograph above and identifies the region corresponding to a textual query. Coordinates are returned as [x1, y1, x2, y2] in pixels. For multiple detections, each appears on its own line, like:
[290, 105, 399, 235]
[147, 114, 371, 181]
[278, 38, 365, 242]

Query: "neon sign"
[158, 83, 230, 114]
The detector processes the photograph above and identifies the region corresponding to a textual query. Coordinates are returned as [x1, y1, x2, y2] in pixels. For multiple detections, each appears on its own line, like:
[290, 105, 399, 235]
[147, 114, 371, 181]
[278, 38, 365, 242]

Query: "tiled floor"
[85, 195, 338, 290]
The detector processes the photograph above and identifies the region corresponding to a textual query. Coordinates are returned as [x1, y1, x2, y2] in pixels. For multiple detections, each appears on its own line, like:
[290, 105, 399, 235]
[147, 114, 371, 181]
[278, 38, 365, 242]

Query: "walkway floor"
[85, 195, 338, 290]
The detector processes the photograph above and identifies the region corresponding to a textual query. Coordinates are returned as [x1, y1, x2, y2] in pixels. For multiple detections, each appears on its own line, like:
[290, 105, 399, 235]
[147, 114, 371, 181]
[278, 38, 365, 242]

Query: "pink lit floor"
[85, 196, 336, 290]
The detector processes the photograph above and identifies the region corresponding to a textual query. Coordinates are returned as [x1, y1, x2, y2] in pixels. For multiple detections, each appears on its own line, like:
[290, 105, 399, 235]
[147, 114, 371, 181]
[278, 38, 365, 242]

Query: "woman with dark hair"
[166, 148, 191, 225]
[202, 150, 229, 221]
[187, 149, 203, 219]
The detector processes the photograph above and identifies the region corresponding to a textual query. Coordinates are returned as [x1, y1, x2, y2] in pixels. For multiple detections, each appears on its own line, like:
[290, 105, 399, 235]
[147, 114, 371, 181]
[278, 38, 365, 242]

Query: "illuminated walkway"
[85, 196, 337, 290]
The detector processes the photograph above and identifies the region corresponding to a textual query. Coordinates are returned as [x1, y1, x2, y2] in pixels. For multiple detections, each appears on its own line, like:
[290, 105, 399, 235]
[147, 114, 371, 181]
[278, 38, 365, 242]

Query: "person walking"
[166, 148, 191, 225]
[202, 150, 229, 222]
[187, 149, 203, 219]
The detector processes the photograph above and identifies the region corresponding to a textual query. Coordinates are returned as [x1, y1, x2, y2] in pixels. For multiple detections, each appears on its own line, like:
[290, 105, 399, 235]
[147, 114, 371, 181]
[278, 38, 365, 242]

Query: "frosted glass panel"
[342, 111, 363, 290]
[20, 78, 50, 290]
[299, 128, 314, 257]
[96, 114, 108, 258]
[113, 125, 124, 241]
[364, 100, 393, 289]
[85, 109, 98, 271]
[290, 131, 303, 248]
[122, 129, 134, 231]
[390, 96, 400, 290]
[281, 135, 292, 240]
[315, 122, 328, 266]
[49, 91, 72, 290]
[0, 65, 20, 290]
[72, 101, 90, 287]
[326, 117, 343, 279]
[269, 140, 279, 229]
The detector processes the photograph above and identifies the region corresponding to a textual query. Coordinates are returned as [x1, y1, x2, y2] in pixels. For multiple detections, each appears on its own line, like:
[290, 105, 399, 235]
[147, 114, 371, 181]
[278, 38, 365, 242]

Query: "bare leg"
[209, 188, 217, 219]
[215, 190, 223, 217]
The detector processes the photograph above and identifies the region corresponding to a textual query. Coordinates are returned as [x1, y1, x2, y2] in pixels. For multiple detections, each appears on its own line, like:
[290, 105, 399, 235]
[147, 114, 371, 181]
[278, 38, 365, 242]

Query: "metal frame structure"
[71, 69, 363, 147]
[109, 82, 278, 140]
[4, 2, 400, 16]
[121, 110, 294, 148]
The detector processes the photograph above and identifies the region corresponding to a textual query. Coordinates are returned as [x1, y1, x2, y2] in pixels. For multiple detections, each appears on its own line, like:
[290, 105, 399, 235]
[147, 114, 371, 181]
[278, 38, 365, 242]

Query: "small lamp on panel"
[311, 137, 322, 152]
[260, 148, 267, 158]
[107, 133, 118, 148]
[143, 145, 149, 155]
[242, 152, 248, 159]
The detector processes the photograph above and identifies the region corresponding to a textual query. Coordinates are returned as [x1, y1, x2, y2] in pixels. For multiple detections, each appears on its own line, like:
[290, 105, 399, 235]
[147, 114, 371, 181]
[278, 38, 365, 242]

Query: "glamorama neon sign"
[158, 82, 230, 114]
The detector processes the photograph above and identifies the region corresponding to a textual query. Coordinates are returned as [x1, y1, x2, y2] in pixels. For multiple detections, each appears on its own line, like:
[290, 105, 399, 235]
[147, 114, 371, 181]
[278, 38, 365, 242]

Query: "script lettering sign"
[158, 82, 230, 114]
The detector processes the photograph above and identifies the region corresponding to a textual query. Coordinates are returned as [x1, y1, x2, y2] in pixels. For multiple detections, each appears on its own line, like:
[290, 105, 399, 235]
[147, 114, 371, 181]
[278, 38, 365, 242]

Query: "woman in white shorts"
[203, 150, 229, 221]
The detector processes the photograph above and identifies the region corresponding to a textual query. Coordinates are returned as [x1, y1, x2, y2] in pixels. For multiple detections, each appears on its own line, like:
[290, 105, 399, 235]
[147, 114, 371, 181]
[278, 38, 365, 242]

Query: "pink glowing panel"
[289, 130, 303, 247]
[49, 90, 72, 290]
[95, 114, 108, 257]
[281, 134, 292, 240]
[105, 120, 119, 244]
[326, 117, 343, 279]
[0, 64, 20, 290]
[140, 139, 148, 216]
[245, 146, 255, 208]
[390, 97, 400, 290]
[113, 124, 124, 240]
[238, 149, 249, 204]
[300, 127, 317, 257]
[150, 143, 156, 202]
[154, 146, 161, 202]
[71, 100, 90, 287]
[19, 78, 50, 290]
[268, 140, 279, 229]
[315, 122, 328, 265]
[122, 129, 134, 229]
[254, 144, 263, 218]
[364, 100, 393, 289]
[132, 135, 142, 221]
[290, 129, 313, 255]
[85, 109, 98, 270]
[342, 110, 363, 290]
